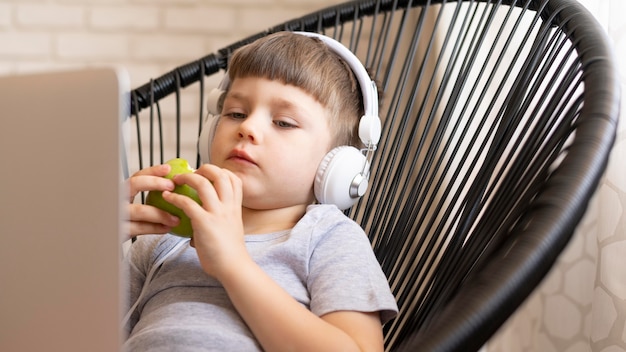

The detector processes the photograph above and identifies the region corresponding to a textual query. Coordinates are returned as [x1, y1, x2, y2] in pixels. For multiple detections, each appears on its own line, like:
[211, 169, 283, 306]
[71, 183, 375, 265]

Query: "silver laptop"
[0, 67, 129, 351]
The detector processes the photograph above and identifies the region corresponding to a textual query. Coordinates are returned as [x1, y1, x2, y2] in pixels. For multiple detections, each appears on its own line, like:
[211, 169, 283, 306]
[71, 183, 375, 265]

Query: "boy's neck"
[242, 204, 309, 235]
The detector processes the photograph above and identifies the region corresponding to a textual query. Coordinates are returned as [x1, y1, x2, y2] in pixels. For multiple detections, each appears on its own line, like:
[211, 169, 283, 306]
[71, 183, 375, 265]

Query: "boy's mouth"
[228, 149, 257, 165]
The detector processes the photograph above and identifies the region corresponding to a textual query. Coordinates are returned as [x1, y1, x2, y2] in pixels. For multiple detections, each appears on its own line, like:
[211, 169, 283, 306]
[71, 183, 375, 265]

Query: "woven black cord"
[129, 53, 223, 116]
[125, 1, 619, 351]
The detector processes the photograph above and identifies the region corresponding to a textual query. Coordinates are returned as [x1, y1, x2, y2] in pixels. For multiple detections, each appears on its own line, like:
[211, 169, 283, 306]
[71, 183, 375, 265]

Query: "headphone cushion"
[197, 113, 220, 164]
[314, 146, 368, 210]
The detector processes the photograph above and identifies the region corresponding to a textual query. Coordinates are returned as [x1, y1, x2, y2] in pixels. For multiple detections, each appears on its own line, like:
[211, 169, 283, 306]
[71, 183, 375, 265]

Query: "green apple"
[145, 158, 201, 238]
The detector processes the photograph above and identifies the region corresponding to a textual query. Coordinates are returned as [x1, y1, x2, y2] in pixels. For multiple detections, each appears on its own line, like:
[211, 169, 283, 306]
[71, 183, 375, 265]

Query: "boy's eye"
[225, 112, 246, 119]
[274, 120, 296, 128]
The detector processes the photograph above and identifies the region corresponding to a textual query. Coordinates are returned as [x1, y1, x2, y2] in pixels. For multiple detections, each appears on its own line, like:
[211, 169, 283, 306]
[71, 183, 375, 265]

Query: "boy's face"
[209, 77, 333, 210]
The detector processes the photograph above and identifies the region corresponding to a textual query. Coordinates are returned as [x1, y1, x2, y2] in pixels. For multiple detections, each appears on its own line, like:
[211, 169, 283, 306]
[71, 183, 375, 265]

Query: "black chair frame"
[126, 1, 620, 351]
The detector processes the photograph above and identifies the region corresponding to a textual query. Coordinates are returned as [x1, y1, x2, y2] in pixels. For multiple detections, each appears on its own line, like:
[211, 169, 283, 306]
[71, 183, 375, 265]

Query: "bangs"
[226, 32, 364, 148]
[227, 33, 338, 107]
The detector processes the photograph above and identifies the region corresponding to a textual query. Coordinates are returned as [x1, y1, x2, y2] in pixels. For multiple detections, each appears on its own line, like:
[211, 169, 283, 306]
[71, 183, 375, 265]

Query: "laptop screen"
[0, 67, 129, 352]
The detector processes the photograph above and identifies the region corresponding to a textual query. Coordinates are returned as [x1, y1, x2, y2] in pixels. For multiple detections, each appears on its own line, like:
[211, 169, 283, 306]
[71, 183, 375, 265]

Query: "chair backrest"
[126, 0, 620, 350]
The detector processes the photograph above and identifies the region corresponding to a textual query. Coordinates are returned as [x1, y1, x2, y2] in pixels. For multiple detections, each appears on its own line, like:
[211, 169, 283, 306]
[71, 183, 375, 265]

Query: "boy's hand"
[126, 164, 180, 237]
[162, 164, 245, 278]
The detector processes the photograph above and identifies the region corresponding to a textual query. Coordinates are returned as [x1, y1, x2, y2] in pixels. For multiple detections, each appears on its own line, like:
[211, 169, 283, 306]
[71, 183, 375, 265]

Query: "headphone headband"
[293, 32, 381, 147]
[208, 32, 382, 148]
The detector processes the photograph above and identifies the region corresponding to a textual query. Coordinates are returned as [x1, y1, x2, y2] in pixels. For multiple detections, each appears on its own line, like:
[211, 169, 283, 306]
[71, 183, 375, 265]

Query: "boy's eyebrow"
[224, 91, 246, 102]
[271, 97, 301, 111]
[227, 91, 305, 113]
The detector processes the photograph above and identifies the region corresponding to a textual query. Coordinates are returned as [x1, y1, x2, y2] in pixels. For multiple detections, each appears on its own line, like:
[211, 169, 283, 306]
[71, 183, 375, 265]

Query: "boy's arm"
[163, 166, 386, 352]
[218, 255, 385, 352]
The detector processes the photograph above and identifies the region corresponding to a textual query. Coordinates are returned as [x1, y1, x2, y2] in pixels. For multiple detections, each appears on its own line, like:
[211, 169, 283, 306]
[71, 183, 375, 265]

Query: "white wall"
[0, 0, 342, 89]
[0, 0, 345, 171]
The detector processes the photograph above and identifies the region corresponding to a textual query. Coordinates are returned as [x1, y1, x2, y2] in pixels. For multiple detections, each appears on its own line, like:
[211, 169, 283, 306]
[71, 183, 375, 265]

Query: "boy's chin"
[241, 198, 312, 212]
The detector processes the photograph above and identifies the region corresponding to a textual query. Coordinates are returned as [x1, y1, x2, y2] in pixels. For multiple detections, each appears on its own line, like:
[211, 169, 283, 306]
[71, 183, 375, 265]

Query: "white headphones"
[197, 31, 382, 210]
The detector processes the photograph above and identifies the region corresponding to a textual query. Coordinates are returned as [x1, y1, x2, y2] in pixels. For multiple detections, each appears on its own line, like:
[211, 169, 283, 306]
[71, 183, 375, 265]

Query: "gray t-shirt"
[123, 204, 398, 351]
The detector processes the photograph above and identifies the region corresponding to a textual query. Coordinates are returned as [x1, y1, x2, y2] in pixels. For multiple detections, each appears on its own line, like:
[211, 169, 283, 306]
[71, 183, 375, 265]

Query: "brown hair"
[225, 31, 364, 149]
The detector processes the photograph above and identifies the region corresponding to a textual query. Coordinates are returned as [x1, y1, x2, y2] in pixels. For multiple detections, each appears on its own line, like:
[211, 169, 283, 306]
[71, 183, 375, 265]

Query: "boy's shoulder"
[300, 204, 365, 236]
[304, 203, 352, 222]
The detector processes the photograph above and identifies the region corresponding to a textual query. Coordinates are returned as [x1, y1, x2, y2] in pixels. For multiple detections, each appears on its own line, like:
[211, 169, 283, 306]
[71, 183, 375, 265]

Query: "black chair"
[125, 0, 620, 350]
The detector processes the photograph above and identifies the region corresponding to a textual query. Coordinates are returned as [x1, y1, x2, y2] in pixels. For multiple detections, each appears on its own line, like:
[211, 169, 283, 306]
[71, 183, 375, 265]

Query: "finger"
[162, 190, 205, 218]
[171, 172, 218, 209]
[131, 163, 171, 178]
[128, 177, 175, 203]
[204, 167, 242, 209]
[128, 166, 175, 201]
[191, 165, 241, 203]
[225, 170, 243, 204]
[193, 163, 218, 177]
[128, 221, 171, 237]
[128, 203, 180, 227]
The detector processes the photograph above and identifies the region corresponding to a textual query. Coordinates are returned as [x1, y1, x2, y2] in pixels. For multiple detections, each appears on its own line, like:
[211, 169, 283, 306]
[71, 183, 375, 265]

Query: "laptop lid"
[0, 67, 128, 351]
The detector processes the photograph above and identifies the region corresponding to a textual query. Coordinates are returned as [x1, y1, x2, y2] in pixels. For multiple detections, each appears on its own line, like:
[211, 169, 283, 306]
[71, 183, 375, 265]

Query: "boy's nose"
[237, 114, 263, 143]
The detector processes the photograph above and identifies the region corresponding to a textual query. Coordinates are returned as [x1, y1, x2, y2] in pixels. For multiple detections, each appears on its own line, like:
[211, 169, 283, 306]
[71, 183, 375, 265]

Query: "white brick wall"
[164, 7, 237, 32]
[90, 6, 160, 30]
[0, 0, 343, 87]
[0, 0, 344, 171]
[16, 4, 85, 28]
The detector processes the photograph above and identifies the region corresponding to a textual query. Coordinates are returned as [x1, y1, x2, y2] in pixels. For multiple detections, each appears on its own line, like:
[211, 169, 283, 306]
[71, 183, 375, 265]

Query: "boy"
[125, 31, 398, 351]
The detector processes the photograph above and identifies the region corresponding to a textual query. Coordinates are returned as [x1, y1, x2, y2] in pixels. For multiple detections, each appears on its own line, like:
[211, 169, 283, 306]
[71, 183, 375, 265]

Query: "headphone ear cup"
[198, 86, 226, 164]
[197, 113, 220, 165]
[206, 87, 226, 116]
[315, 146, 369, 210]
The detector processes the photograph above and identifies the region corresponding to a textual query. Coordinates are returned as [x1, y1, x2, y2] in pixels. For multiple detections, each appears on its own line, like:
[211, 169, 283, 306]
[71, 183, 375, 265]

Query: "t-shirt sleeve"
[306, 210, 398, 324]
[123, 234, 184, 334]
